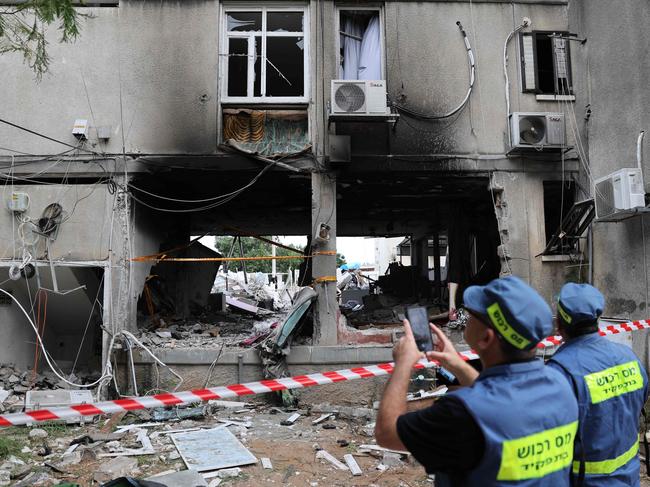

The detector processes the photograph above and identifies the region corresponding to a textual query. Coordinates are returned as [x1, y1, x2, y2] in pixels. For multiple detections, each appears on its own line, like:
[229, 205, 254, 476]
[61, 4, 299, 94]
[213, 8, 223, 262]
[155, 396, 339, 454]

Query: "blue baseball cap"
[463, 276, 552, 350]
[557, 283, 604, 326]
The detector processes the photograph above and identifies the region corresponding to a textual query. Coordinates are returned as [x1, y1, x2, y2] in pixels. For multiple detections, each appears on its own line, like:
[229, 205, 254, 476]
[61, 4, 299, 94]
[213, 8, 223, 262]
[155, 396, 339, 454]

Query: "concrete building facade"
[2, 0, 623, 386]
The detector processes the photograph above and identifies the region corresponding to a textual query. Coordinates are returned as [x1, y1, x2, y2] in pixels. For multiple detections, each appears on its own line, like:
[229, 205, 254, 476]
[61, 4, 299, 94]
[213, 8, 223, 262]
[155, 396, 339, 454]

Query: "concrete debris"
[152, 405, 206, 421]
[0, 471, 9, 487]
[312, 404, 376, 421]
[344, 454, 363, 476]
[316, 450, 348, 471]
[280, 412, 301, 425]
[208, 479, 223, 487]
[93, 456, 139, 483]
[359, 444, 410, 456]
[28, 428, 49, 439]
[311, 413, 334, 425]
[215, 467, 242, 479]
[261, 457, 273, 470]
[145, 469, 209, 486]
[99, 428, 155, 457]
[382, 451, 404, 467]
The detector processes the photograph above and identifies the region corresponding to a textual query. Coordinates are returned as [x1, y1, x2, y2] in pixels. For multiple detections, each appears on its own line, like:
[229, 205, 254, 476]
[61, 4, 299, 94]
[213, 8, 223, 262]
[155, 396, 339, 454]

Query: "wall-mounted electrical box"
[72, 119, 89, 139]
[7, 192, 29, 212]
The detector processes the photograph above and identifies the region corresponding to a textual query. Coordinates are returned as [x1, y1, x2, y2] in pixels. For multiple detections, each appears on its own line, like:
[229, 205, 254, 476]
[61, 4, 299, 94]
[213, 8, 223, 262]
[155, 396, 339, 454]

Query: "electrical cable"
[0, 287, 114, 388]
[391, 21, 475, 120]
[0, 117, 102, 155]
[503, 19, 530, 146]
[126, 162, 276, 213]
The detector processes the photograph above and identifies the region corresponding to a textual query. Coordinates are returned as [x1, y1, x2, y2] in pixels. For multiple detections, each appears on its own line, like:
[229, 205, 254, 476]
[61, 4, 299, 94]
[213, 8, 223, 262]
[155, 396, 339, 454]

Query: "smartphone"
[406, 306, 435, 352]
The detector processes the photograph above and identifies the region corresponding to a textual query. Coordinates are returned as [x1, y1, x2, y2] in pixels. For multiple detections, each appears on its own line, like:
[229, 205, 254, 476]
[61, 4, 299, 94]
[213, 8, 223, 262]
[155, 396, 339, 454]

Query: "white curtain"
[358, 15, 381, 80]
[341, 17, 363, 79]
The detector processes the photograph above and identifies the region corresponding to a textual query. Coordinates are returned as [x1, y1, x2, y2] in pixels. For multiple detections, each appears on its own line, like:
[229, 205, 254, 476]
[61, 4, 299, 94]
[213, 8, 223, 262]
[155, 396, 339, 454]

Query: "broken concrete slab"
[145, 469, 208, 486]
[171, 427, 257, 472]
[261, 457, 273, 470]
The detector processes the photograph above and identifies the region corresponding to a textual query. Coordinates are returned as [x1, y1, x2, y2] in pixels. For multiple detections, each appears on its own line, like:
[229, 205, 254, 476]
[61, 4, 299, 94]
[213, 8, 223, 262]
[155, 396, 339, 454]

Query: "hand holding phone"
[406, 306, 436, 352]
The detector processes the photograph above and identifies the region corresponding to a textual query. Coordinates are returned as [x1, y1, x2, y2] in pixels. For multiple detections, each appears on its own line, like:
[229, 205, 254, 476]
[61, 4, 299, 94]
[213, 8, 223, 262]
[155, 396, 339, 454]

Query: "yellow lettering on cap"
[486, 302, 532, 350]
[498, 421, 578, 481]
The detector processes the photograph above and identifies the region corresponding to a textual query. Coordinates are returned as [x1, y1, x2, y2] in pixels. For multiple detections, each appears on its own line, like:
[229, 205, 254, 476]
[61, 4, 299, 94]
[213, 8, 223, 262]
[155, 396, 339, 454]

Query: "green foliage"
[0, 0, 83, 79]
[215, 236, 304, 275]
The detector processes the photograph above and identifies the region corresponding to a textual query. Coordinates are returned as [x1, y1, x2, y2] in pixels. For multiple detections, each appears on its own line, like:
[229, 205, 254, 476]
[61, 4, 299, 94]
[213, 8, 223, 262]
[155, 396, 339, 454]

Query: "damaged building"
[0, 0, 646, 401]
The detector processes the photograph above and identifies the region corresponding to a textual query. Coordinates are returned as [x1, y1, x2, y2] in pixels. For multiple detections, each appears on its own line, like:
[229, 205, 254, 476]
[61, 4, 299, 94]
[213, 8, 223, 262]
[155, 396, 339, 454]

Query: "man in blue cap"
[375, 276, 578, 486]
[547, 283, 648, 486]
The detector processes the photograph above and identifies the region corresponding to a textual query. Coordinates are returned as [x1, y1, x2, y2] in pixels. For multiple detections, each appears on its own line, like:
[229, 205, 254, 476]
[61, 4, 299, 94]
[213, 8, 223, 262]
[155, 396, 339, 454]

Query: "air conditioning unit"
[509, 112, 566, 149]
[594, 168, 646, 219]
[331, 80, 388, 114]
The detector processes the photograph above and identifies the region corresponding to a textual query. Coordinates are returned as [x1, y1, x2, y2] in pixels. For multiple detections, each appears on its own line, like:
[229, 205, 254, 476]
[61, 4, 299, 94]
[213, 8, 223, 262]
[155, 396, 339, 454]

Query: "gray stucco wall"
[569, 0, 650, 362]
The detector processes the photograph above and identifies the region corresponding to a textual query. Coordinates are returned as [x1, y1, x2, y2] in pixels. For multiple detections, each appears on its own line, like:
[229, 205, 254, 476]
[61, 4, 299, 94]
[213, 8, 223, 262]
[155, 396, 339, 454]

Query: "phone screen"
[406, 306, 435, 352]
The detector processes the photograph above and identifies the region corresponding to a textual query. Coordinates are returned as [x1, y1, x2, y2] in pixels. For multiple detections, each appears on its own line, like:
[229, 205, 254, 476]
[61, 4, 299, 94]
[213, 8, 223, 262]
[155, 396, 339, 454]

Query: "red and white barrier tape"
[1, 320, 648, 427]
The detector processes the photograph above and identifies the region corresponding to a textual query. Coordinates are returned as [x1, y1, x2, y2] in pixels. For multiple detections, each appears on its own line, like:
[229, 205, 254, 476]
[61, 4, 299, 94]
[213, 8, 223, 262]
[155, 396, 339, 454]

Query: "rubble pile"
[0, 366, 98, 414]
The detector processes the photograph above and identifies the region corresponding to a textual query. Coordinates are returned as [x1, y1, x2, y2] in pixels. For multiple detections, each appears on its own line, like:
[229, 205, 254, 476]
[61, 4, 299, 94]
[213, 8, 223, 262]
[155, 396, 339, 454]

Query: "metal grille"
[595, 177, 615, 218]
[334, 84, 365, 112]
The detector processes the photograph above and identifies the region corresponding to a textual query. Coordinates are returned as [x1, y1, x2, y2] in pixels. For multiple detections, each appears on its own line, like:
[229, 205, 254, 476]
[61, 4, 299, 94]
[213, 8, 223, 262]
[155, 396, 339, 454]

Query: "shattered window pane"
[267, 11, 303, 32]
[266, 37, 304, 97]
[227, 12, 262, 31]
[228, 38, 248, 97]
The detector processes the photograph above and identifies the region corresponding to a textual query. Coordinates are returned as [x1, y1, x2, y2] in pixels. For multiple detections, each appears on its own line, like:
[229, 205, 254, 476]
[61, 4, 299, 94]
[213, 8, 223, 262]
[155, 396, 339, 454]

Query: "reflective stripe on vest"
[572, 440, 639, 475]
[497, 420, 578, 481]
[584, 360, 644, 404]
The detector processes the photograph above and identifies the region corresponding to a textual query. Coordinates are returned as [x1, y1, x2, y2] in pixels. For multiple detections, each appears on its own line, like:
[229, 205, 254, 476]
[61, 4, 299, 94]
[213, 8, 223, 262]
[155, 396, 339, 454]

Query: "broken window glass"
[266, 37, 304, 97]
[224, 8, 307, 100]
[228, 38, 248, 97]
[227, 12, 262, 32]
[267, 11, 303, 32]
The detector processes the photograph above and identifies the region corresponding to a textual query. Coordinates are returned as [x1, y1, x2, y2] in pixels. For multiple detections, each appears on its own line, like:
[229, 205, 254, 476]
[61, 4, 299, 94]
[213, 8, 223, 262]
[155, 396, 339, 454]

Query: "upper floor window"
[221, 6, 309, 103]
[337, 7, 384, 80]
[520, 31, 572, 95]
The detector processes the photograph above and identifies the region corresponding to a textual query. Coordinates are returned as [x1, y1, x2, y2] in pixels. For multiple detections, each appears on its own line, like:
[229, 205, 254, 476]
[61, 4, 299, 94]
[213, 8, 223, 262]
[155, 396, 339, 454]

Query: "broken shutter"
[520, 33, 537, 92]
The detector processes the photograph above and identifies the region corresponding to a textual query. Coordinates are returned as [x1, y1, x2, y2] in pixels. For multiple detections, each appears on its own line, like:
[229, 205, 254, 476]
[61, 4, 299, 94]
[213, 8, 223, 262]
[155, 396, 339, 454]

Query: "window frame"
[335, 4, 386, 81]
[220, 4, 310, 104]
[519, 30, 573, 96]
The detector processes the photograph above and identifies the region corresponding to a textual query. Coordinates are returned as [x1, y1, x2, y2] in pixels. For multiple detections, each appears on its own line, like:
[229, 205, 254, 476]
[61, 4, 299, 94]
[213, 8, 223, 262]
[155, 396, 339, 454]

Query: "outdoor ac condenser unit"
[331, 80, 388, 114]
[594, 168, 646, 219]
[509, 112, 566, 149]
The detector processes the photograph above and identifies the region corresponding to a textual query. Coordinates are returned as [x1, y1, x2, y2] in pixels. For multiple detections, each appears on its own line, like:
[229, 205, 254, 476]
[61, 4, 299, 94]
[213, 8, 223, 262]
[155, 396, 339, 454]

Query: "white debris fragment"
[381, 451, 403, 467]
[311, 413, 334, 425]
[316, 450, 348, 471]
[344, 454, 362, 476]
[261, 457, 273, 469]
[208, 479, 222, 487]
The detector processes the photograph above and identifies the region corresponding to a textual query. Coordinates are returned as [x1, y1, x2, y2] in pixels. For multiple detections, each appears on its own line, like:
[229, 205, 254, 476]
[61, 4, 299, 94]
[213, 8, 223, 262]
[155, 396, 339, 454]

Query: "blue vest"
[548, 334, 648, 487]
[442, 360, 578, 487]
